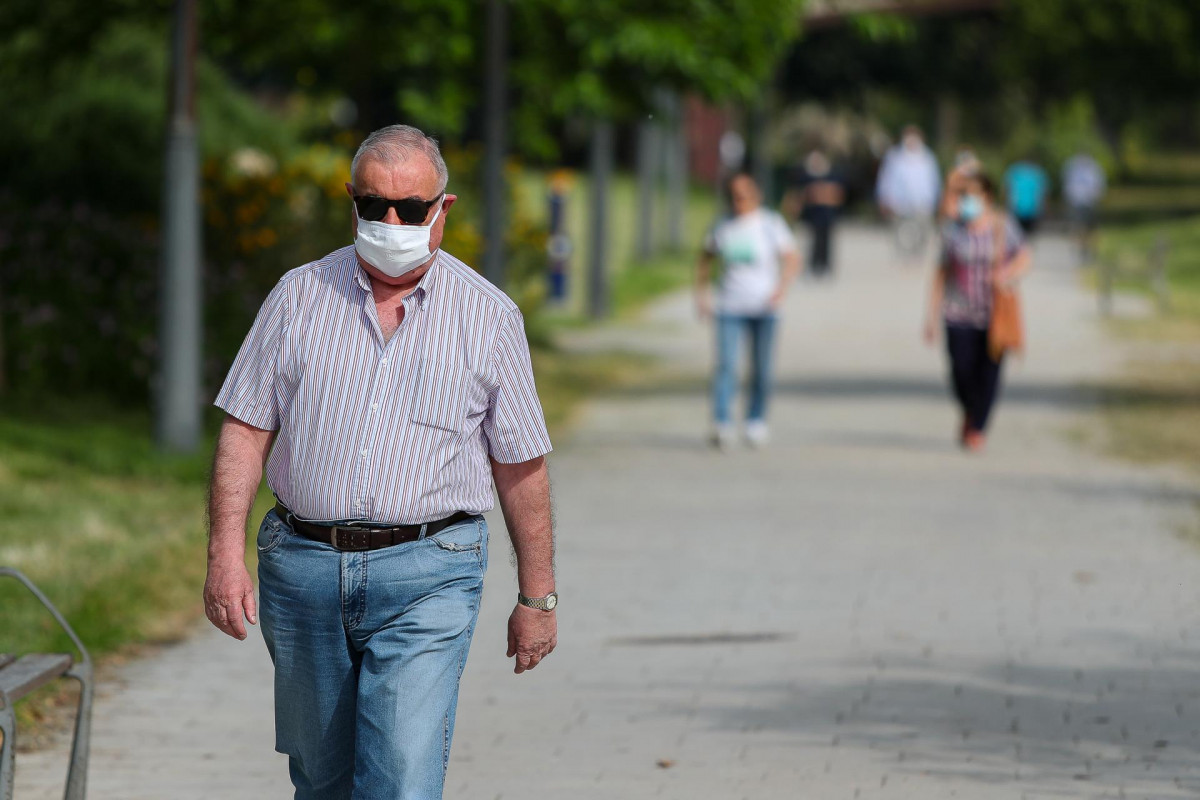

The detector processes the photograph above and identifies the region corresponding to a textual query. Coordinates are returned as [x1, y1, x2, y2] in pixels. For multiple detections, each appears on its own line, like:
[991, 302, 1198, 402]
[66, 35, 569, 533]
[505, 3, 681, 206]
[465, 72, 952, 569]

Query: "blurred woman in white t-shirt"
[695, 172, 801, 449]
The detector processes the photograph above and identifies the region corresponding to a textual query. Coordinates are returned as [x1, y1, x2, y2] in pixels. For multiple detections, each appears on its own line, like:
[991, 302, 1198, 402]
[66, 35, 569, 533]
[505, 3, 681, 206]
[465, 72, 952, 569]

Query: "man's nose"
[383, 208, 403, 225]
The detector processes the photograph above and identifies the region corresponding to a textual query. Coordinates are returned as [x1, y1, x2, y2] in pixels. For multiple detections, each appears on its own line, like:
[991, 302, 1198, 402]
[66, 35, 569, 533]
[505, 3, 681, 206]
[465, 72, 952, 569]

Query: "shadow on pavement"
[604, 373, 1199, 414]
[642, 643, 1200, 794]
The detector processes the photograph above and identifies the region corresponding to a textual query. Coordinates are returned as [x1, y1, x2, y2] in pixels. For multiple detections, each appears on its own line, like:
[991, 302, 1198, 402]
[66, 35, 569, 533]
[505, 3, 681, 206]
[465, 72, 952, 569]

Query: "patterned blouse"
[940, 214, 1024, 329]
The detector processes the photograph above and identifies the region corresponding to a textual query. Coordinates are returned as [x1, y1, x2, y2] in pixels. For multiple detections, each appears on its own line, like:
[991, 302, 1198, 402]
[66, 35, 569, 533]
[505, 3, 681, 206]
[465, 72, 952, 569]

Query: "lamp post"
[482, 0, 507, 288]
[157, 0, 201, 452]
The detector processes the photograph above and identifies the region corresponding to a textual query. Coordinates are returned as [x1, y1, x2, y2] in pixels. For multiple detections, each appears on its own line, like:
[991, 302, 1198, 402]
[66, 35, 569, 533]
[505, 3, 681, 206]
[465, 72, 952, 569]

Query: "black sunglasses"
[352, 193, 443, 224]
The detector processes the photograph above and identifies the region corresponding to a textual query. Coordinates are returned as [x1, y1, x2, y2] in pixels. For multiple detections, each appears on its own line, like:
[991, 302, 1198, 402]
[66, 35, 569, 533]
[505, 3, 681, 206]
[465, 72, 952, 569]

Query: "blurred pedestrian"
[876, 125, 941, 261]
[1062, 151, 1106, 262]
[954, 146, 980, 173]
[1004, 157, 1050, 234]
[923, 170, 1032, 452]
[696, 172, 801, 449]
[783, 148, 846, 279]
[205, 124, 557, 799]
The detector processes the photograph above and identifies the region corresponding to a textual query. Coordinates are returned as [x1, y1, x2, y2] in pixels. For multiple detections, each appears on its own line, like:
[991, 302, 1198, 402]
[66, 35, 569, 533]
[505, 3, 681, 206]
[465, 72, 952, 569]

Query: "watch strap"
[518, 591, 558, 611]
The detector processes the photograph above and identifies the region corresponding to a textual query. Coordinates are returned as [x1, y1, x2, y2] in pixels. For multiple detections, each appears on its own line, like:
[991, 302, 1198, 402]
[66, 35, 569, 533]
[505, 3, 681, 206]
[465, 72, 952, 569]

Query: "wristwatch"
[518, 591, 558, 611]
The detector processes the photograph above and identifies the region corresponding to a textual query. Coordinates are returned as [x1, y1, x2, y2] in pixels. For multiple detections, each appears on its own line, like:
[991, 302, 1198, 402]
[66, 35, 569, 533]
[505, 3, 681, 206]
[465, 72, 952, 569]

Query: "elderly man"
[203, 124, 557, 799]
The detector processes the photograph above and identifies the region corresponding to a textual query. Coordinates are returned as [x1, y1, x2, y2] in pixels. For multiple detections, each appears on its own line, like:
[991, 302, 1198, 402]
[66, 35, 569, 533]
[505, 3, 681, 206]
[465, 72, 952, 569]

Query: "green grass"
[1, 405, 211, 659]
[1102, 185, 1200, 223]
[1096, 360, 1200, 472]
[532, 346, 651, 433]
[1092, 214, 1200, 475]
[0, 402, 280, 661]
[1097, 213, 1200, 321]
[514, 169, 718, 319]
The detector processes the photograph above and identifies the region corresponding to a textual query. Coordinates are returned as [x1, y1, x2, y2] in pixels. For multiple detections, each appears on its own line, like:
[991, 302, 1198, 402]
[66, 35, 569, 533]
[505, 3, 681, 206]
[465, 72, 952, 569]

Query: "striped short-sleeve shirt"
[214, 246, 552, 524]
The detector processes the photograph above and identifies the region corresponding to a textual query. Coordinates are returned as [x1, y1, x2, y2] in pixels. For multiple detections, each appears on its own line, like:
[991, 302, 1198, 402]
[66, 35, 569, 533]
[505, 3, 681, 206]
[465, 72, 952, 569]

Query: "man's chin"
[357, 253, 435, 285]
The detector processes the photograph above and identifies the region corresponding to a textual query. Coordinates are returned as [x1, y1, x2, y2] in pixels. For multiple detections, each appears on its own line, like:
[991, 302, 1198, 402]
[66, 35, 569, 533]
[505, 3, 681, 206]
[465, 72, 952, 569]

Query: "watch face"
[545, 594, 558, 610]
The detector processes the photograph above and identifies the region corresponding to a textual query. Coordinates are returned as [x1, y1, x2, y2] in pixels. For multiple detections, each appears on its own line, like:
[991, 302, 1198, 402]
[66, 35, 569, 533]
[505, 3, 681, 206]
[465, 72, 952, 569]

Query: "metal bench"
[1098, 234, 1170, 317]
[0, 567, 93, 800]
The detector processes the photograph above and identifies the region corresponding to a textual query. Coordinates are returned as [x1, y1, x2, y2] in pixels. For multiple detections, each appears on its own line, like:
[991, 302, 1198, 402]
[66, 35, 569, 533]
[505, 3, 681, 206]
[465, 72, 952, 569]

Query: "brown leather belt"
[274, 502, 473, 552]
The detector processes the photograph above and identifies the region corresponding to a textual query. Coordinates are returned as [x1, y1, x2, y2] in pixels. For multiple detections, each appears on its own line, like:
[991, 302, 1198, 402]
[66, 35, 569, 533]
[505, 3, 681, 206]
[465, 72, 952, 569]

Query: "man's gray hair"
[351, 124, 449, 194]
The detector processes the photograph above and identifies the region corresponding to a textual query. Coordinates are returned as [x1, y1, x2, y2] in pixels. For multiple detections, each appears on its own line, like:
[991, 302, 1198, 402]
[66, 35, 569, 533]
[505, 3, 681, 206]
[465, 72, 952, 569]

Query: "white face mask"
[354, 203, 443, 278]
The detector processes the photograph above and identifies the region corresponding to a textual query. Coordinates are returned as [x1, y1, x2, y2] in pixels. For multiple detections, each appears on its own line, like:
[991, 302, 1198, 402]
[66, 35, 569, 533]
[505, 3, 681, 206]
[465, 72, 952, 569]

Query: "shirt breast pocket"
[411, 358, 469, 433]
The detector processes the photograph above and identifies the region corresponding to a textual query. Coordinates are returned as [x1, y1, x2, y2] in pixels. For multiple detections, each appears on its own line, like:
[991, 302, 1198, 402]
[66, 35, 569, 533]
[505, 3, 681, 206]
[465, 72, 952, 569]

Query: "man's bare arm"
[695, 251, 715, 318]
[204, 415, 276, 640]
[491, 455, 556, 674]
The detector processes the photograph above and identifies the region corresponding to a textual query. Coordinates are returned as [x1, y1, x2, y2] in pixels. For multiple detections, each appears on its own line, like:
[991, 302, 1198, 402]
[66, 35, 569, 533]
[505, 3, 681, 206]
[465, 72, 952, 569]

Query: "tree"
[999, 0, 1200, 139]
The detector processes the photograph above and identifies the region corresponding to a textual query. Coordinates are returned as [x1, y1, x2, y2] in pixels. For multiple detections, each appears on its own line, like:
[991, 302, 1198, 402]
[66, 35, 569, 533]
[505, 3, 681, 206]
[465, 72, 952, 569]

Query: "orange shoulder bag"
[987, 216, 1024, 361]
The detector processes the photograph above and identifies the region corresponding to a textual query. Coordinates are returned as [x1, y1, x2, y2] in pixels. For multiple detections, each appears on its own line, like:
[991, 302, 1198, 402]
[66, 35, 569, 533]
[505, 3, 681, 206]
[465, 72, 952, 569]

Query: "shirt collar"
[412, 251, 440, 308]
[351, 250, 440, 309]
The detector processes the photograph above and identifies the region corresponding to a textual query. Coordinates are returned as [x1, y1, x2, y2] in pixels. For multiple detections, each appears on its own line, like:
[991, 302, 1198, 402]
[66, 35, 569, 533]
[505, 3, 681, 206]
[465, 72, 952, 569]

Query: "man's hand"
[203, 558, 257, 640]
[507, 604, 557, 674]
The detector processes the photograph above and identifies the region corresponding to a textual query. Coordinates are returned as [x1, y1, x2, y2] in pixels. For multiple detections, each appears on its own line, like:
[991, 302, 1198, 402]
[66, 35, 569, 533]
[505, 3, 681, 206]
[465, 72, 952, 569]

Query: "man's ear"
[345, 182, 356, 199]
[441, 194, 458, 213]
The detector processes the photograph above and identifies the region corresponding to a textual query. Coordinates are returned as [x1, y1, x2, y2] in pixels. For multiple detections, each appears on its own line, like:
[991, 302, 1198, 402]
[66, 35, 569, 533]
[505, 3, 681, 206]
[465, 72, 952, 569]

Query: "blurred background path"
[16, 228, 1200, 799]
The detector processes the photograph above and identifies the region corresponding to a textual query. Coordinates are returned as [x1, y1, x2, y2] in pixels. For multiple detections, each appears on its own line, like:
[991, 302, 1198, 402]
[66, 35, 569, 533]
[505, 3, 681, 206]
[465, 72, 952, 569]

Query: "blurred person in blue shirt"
[1003, 159, 1049, 235]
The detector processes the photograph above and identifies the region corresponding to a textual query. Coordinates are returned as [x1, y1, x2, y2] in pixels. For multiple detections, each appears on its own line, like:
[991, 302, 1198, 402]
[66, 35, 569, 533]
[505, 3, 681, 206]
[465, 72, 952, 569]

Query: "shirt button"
[360, 449, 368, 458]
[370, 403, 379, 412]
[380, 358, 388, 367]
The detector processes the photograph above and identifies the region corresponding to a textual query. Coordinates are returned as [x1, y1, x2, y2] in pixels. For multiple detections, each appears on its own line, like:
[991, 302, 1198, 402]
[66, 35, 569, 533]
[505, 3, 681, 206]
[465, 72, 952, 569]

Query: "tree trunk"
[482, 0, 507, 288]
[662, 92, 688, 252]
[634, 119, 660, 262]
[588, 120, 614, 319]
[749, 99, 773, 204]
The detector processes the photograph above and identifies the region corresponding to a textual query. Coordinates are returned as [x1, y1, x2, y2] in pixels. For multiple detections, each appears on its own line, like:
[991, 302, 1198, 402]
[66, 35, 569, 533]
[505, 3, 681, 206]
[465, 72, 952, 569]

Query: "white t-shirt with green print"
[703, 208, 797, 316]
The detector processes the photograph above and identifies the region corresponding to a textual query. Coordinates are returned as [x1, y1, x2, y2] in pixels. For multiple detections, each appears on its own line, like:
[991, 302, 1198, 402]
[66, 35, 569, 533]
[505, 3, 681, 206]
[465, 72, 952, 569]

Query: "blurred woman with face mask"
[923, 170, 1032, 452]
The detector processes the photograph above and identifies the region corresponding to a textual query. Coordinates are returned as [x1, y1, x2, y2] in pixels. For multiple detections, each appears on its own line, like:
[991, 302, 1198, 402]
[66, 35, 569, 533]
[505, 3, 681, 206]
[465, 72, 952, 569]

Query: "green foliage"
[205, 0, 478, 135]
[206, 0, 804, 157]
[1001, 0, 1200, 105]
[847, 13, 917, 44]
[1000, 94, 1116, 177]
[786, 1, 1200, 157]
[0, 196, 160, 398]
[512, 0, 805, 121]
[0, 20, 300, 215]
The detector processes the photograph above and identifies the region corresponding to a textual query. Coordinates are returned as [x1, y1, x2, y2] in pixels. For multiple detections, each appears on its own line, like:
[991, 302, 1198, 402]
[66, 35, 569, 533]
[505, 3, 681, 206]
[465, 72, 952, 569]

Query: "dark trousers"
[805, 208, 836, 276]
[945, 325, 1004, 432]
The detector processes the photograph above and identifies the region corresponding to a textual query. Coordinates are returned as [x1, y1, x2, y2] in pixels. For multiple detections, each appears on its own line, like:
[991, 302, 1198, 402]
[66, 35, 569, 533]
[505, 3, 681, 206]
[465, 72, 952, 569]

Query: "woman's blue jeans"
[256, 509, 487, 800]
[713, 313, 778, 425]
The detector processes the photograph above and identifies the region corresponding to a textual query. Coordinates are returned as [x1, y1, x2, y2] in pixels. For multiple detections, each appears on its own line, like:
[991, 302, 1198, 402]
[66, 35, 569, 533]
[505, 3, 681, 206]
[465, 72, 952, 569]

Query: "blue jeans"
[713, 313, 778, 424]
[256, 509, 487, 800]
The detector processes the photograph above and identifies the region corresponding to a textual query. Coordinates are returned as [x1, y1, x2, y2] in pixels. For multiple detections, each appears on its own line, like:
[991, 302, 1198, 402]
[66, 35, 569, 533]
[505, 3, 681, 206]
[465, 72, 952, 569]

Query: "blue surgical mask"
[959, 194, 984, 223]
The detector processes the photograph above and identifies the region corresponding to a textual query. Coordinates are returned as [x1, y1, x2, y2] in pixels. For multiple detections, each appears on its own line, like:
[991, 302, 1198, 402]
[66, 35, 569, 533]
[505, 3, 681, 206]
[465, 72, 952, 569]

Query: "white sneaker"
[745, 420, 769, 448]
[711, 424, 737, 451]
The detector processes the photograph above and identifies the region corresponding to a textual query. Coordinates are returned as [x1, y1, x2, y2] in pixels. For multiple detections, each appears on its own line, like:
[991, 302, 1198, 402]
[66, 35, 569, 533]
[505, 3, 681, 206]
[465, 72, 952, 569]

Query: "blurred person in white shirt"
[876, 125, 942, 262]
[696, 173, 801, 450]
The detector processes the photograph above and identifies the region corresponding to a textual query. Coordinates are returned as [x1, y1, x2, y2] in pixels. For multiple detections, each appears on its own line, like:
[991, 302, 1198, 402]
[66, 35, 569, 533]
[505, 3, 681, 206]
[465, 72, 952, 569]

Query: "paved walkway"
[17, 228, 1200, 799]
